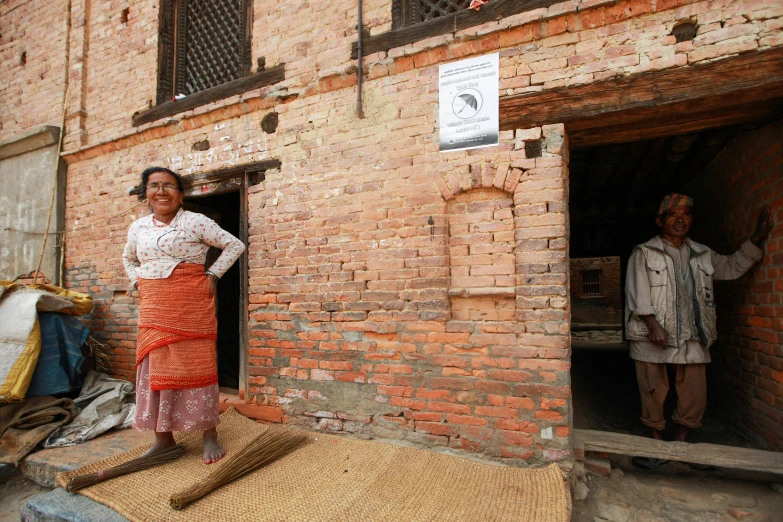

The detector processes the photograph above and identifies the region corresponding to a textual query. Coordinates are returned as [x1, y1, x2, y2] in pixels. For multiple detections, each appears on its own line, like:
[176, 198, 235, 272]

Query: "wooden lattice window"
[392, 0, 471, 29]
[580, 270, 603, 296]
[157, 0, 253, 105]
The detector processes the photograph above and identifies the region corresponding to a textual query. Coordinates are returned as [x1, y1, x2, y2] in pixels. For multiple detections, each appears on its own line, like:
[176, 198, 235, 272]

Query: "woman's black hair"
[137, 167, 186, 201]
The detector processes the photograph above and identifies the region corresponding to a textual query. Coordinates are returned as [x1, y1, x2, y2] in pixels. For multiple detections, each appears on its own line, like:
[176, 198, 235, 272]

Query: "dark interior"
[569, 123, 751, 259]
[568, 119, 775, 448]
[184, 191, 242, 390]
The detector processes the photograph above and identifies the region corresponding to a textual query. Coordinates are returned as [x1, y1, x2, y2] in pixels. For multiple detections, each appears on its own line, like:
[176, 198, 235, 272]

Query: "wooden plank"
[133, 65, 285, 127]
[184, 177, 243, 198]
[561, 84, 780, 135]
[568, 98, 783, 148]
[351, 0, 561, 58]
[127, 159, 281, 196]
[185, 159, 282, 185]
[499, 47, 783, 133]
[575, 429, 783, 475]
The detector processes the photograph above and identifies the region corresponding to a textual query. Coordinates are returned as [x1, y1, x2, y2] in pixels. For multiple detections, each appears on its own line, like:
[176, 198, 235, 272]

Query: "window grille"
[580, 270, 603, 296]
[393, 0, 472, 29]
[157, 0, 252, 104]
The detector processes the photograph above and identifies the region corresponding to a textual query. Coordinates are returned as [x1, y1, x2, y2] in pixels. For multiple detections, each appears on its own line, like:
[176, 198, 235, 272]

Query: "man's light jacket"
[625, 236, 762, 364]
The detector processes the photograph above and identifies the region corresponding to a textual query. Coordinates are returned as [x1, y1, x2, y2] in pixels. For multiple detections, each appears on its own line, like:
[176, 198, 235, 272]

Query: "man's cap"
[658, 193, 693, 216]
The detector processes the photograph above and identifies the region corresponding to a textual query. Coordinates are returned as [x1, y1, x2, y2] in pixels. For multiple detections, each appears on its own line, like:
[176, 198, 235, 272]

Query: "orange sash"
[136, 264, 218, 390]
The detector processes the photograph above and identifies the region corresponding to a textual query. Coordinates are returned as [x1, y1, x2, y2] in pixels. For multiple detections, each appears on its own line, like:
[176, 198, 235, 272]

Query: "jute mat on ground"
[58, 409, 569, 522]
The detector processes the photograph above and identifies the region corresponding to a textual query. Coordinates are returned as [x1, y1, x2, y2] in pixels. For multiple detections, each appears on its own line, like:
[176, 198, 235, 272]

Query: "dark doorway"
[184, 191, 242, 390]
[568, 119, 779, 450]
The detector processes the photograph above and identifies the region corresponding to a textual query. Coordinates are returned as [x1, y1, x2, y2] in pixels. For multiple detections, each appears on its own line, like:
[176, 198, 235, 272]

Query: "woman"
[122, 167, 245, 464]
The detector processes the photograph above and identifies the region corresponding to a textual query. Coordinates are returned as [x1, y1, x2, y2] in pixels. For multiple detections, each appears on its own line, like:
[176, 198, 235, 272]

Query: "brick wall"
[3, 0, 782, 464]
[61, 119, 573, 464]
[244, 123, 572, 463]
[569, 257, 622, 324]
[688, 120, 783, 451]
[25, 0, 781, 152]
[0, 0, 68, 142]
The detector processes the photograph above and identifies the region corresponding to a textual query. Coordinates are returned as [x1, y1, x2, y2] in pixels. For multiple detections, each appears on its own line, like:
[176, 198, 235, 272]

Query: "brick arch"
[435, 162, 523, 201]
[438, 162, 524, 321]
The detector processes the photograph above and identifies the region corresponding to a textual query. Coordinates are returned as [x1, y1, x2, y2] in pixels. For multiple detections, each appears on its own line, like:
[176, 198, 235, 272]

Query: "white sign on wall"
[438, 53, 499, 152]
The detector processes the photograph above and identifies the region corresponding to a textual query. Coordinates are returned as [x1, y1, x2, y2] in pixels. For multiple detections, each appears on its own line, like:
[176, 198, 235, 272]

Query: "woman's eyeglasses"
[147, 183, 180, 192]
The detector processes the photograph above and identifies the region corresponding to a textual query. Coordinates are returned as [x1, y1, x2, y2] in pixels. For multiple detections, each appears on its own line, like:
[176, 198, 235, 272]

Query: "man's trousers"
[634, 361, 707, 430]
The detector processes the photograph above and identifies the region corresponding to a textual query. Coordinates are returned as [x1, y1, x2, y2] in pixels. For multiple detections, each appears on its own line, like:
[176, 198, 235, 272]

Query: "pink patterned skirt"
[134, 355, 220, 433]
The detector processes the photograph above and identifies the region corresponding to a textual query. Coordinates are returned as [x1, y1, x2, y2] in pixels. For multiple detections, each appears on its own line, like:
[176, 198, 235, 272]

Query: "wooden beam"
[132, 65, 285, 127]
[351, 0, 561, 59]
[127, 159, 281, 196]
[185, 159, 281, 185]
[575, 429, 783, 475]
[568, 98, 783, 148]
[500, 47, 783, 136]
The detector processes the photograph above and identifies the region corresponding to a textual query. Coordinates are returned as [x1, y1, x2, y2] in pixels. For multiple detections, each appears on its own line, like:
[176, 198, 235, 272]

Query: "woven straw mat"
[58, 408, 569, 522]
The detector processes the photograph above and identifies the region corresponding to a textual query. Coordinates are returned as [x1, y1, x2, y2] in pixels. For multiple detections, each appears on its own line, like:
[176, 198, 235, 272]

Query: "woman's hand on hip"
[207, 274, 218, 298]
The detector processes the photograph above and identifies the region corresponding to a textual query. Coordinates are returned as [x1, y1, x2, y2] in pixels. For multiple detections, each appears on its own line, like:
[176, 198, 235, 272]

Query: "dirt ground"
[574, 461, 783, 522]
[0, 474, 49, 522]
[570, 344, 783, 521]
[571, 348, 749, 448]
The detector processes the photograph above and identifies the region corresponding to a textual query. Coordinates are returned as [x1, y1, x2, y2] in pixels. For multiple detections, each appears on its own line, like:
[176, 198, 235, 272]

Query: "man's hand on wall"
[641, 315, 668, 348]
[750, 206, 774, 247]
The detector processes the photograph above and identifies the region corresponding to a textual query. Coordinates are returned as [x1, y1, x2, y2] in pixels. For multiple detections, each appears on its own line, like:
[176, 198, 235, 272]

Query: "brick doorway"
[184, 190, 243, 392]
[181, 167, 255, 399]
[567, 115, 783, 452]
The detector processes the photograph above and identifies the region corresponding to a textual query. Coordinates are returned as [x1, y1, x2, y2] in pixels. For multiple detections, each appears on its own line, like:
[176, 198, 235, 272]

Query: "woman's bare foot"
[203, 427, 225, 464]
[141, 431, 176, 457]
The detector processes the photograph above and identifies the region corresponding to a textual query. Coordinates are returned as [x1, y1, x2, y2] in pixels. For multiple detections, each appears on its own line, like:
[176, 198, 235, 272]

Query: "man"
[625, 193, 773, 443]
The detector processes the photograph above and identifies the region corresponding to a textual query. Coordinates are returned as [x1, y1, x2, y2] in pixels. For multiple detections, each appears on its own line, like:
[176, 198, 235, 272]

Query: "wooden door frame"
[183, 158, 280, 400]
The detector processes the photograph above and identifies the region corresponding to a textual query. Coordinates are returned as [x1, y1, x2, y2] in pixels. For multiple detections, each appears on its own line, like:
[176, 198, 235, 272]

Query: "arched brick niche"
[447, 187, 516, 321]
[434, 124, 570, 350]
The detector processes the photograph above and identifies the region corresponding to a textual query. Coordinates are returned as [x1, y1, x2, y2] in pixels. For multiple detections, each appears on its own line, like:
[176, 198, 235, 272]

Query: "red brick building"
[2, 0, 781, 470]
[569, 256, 622, 325]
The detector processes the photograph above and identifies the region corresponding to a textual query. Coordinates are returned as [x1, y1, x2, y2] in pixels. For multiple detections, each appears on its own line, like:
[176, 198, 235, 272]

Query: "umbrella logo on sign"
[452, 88, 483, 119]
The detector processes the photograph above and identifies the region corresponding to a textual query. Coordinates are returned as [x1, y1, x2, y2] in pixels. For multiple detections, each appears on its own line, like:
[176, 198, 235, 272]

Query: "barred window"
[393, 0, 472, 29]
[157, 0, 252, 105]
[580, 270, 603, 296]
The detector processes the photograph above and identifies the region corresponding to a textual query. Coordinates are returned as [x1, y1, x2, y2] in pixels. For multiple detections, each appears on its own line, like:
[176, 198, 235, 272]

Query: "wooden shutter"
[180, 0, 245, 95]
[156, 0, 177, 104]
[394, 0, 472, 28]
[157, 0, 252, 104]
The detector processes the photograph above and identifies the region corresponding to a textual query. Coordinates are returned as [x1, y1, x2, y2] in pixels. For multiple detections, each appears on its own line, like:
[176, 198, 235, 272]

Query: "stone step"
[21, 488, 128, 522]
[21, 429, 149, 488]
[18, 429, 149, 522]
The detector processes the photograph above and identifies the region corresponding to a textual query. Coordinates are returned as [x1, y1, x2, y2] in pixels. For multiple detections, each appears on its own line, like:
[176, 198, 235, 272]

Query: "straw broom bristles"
[63, 444, 187, 492]
[169, 424, 311, 510]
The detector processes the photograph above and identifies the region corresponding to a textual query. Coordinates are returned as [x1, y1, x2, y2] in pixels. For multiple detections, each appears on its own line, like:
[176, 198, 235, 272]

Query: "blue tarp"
[26, 313, 89, 397]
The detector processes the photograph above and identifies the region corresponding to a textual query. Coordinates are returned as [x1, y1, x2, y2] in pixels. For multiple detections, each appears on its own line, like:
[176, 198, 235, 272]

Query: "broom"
[63, 444, 187, 492]
[169, 424, 311, 510]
